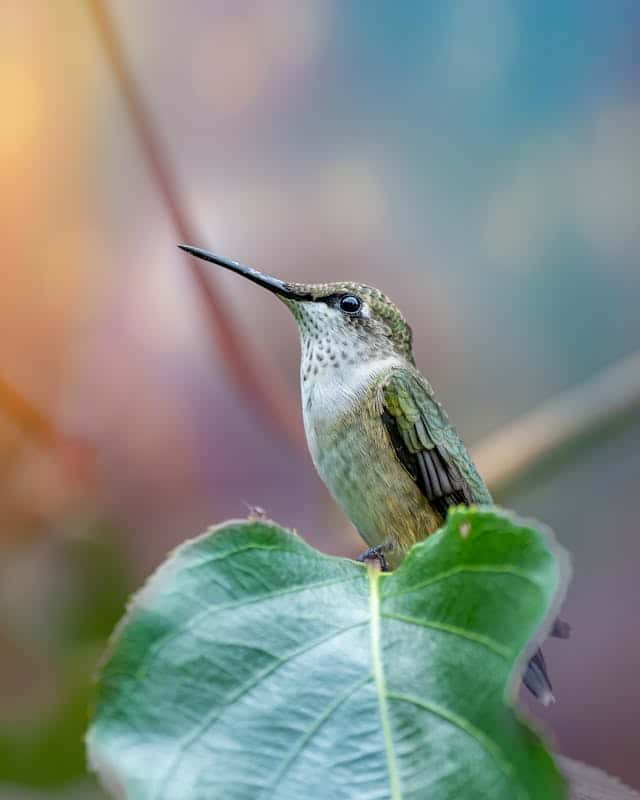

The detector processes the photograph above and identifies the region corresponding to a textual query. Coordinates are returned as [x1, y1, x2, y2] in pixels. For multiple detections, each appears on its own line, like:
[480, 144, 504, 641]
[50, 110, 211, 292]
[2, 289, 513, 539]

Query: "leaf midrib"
[368, 568, 402, 800]
[368, 571, 529, 800]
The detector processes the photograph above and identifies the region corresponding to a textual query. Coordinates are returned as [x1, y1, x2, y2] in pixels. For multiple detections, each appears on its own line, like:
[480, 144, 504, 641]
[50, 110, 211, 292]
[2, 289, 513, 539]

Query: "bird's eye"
[339, 294, 362, 314]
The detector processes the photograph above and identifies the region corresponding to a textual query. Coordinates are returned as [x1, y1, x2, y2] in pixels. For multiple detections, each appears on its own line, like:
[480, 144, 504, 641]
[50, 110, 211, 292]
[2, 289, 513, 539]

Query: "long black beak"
[178, 244, 311, 301]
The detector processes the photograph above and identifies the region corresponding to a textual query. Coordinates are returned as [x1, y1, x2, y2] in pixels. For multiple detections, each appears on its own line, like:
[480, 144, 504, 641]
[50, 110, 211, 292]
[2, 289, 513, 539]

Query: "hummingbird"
[179, 243, 567, 704]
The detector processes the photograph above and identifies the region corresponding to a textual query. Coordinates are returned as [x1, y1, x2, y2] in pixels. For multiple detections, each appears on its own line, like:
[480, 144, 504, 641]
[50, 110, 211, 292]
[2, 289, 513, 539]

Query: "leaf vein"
[154, 618, 369, 800]
[263, 674, 374, 796]
[145, 573, 361, 665]
[381, 612, 512, 659]
[386, 691, 529, 800]
[383, 564, 543, 600]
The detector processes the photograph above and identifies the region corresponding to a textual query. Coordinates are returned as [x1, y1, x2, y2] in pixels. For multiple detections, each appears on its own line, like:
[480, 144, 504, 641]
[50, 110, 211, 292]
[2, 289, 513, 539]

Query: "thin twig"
[85, 0, 305, 451]
[473, 349, 640, 497]
[0, 374, 59, 448]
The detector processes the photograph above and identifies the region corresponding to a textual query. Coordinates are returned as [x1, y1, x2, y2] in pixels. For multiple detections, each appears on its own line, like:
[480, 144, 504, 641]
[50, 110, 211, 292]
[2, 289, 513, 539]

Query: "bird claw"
[356, 545, 390, 572]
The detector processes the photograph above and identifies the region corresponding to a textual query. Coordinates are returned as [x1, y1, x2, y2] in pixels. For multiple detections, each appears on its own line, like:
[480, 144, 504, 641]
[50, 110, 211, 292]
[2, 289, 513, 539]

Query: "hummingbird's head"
[178, 245, 414, 364]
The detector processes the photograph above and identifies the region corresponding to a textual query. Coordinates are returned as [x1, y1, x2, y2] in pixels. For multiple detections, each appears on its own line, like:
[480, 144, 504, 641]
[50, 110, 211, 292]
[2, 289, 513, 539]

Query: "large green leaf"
[87, 507, 568, 799]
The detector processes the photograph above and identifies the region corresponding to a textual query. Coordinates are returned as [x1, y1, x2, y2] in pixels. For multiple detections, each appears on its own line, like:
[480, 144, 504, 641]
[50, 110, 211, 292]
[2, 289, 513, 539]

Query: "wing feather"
[382, 369, 559, 704]
[381, 369, 491, 515]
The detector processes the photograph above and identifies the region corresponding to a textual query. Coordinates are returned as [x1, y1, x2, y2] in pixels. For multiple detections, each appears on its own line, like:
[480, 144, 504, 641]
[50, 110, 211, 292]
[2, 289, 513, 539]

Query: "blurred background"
[1, 1, 639, 796]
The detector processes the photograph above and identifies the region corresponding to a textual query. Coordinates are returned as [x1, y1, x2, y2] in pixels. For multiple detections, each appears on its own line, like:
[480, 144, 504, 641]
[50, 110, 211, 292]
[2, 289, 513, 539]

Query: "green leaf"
[87, 507, 568, 800]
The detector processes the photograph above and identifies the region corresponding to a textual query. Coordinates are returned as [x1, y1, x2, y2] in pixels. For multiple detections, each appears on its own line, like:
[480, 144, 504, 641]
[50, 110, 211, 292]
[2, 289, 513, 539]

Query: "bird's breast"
[301, 356, 401, 458]
[301, 356, 440, 557]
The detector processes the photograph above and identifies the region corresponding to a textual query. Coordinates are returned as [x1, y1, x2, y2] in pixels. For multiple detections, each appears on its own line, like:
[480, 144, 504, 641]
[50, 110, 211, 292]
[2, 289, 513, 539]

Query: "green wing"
[382, 372, 560, 701]
[381, 369, 492, 514]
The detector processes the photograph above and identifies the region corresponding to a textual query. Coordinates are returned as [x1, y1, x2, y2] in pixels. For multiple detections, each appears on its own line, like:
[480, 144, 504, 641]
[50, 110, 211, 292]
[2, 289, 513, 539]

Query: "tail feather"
[551, 617, 571, 639]
[523, 648, 555, 705]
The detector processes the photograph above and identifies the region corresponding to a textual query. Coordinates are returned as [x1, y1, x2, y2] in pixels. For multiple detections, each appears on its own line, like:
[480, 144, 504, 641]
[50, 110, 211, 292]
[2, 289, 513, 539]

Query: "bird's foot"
[356, 544, 390, 572]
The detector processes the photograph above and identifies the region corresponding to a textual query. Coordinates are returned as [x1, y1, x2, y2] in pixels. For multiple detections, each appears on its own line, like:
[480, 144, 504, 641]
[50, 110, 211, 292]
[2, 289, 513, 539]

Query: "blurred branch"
[0, 374, 95, 490]
[0, 374, 59, 448]
[562, 757, 640, 800]
[86, 0, 305, 451]
[474, 349, 640, 496]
